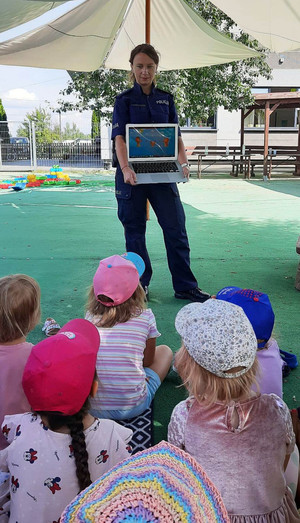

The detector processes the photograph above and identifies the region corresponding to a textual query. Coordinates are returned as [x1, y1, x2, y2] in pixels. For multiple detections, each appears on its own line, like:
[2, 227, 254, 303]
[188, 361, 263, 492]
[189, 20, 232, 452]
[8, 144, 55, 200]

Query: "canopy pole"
[146, 0, 151, 220]
[146, 0, 151, 43]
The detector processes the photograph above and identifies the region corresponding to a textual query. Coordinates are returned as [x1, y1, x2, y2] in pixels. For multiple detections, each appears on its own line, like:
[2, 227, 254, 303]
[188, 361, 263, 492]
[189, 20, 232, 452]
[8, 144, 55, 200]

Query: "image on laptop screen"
[128, 125, 177, 160]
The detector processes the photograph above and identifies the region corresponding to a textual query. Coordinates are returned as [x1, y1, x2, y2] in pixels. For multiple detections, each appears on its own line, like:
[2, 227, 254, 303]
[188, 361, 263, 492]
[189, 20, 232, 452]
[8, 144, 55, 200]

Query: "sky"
[0, 0, 92, 136]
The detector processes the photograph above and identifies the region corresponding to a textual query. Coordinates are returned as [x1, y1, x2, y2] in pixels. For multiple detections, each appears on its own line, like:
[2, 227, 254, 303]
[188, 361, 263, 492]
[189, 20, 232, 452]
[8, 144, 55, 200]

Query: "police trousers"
[116, 179, 198, 292]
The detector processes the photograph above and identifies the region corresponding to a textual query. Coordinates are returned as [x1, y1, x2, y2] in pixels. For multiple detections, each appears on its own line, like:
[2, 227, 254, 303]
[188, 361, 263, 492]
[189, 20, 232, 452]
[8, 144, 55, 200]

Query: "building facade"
[181, 52, 300, 148]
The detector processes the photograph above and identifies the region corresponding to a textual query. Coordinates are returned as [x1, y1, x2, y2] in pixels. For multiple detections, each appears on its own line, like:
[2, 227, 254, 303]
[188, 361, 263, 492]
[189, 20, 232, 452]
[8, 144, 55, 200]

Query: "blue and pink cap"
[216, 287, 275, 348]
[93, 252, 145, 306]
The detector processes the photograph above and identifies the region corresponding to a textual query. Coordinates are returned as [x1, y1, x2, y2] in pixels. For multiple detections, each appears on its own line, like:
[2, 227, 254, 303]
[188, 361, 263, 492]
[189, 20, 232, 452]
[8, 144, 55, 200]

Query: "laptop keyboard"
[131, 162, 179, 173]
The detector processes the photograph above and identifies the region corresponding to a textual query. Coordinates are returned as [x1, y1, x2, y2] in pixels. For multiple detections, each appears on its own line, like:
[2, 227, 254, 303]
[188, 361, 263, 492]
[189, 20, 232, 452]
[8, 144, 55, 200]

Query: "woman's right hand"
[122, 166, 137, 185]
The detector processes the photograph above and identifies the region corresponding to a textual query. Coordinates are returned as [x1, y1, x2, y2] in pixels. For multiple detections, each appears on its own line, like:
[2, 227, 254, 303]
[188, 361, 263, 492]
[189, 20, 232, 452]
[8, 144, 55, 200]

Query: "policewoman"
[112, 43, 210, 302]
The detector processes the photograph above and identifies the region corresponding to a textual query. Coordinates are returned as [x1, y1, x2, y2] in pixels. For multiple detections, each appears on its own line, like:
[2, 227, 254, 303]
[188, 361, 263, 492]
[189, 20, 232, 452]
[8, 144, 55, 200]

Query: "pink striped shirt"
[86, 309, 160, 411]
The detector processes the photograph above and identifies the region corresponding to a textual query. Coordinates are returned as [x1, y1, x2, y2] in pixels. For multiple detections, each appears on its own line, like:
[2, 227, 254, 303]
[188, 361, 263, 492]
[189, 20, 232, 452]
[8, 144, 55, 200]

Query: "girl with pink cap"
[0, 318, 132, 523]
[85, 252, 173, 420]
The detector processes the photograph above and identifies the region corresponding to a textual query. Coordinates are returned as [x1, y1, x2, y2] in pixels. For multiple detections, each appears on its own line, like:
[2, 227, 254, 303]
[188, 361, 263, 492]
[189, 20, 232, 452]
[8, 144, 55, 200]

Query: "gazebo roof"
[249, 92, 300, 110]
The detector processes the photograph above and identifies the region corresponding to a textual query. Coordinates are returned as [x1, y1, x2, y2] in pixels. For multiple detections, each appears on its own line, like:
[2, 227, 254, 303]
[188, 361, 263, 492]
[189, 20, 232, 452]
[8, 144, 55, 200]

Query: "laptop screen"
[126, 124, 178, 161]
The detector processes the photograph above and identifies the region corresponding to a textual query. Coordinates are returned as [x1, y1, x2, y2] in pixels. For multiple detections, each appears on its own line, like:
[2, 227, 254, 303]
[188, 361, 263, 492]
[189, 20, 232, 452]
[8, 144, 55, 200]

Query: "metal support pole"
[146, 0, 151, 220]
[32, 121, 37, 170]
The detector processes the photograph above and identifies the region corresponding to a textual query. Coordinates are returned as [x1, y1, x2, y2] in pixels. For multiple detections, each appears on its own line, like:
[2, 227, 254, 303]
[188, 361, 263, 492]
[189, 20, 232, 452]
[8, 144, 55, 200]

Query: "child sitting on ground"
[214, 286, 299, 500]
[216, 286, 283, 397]
[85, 253, 173, 420]
[168, 299, 300, 521]
[0, 274, 41, 450]
[0, 319, 132, 523]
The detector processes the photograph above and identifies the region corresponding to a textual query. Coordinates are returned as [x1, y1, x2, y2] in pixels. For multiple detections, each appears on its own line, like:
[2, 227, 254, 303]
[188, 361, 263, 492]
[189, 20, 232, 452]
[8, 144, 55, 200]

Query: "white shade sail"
[211, 0, 300, 52]
[0, 0, 259, 72]
[0, 1, 70, 34]
[104, 0, 259, 70]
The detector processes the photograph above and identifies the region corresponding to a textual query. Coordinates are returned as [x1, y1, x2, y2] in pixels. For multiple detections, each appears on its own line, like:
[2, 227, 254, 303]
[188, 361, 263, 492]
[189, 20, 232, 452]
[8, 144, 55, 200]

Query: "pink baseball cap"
[22, 319, 100, 415]
[93, 253, 145, 306]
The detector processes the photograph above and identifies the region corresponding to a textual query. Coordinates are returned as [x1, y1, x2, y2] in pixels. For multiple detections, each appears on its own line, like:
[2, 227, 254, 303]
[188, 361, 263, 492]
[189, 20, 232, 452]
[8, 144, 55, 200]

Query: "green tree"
[58, 0, 271, 122]
[61, 122, 90, 140]
[17, 106, 60, 143]
[0, 99, 10, 144]
[91, 109, 100, 139]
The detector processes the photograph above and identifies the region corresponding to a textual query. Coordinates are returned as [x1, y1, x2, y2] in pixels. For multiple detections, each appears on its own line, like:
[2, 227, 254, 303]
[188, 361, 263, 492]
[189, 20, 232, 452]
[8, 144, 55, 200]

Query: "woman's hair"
[129, 43, 160, 83]
[86, 283, 145, 328]
[37, 397, 92, 492]
[0, 274, 41, 343]
[175, 344, 259, 406]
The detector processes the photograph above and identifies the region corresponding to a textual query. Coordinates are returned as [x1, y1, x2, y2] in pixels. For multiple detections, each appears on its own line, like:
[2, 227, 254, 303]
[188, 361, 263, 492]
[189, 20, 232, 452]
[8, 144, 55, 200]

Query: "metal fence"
[36, 141, 108, 168]
[0, 121, 112, 171]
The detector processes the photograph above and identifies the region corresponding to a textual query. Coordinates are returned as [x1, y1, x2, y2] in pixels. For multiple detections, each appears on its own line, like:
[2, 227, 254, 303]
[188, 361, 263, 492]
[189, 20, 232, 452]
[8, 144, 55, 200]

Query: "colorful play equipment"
[0, 166, 82, 190]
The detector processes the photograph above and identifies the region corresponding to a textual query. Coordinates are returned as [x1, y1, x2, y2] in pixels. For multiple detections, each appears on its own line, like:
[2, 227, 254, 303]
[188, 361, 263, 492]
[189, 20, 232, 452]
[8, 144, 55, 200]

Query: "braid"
[66, 412, 92, 491]
[37, 397, 92, 493]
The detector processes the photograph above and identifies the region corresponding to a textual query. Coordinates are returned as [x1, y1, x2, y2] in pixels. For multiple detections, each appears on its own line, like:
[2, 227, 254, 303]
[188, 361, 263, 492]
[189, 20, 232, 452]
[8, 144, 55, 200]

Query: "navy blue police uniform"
[112, 81, 198, 293]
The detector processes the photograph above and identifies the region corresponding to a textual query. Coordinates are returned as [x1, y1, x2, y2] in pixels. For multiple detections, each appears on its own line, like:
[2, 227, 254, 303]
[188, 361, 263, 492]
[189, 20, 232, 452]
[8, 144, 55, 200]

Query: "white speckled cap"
[175, 299, 257, 379]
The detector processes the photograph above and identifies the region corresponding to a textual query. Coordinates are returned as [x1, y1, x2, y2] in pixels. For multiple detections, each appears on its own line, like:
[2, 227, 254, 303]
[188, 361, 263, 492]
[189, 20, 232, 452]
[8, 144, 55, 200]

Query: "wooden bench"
[244, 147, 265, 178]
[244, 146, 300, 178]
[185, 144, 300, 179]
[185, 146, 244, 178]
[268, 149, 300, 176]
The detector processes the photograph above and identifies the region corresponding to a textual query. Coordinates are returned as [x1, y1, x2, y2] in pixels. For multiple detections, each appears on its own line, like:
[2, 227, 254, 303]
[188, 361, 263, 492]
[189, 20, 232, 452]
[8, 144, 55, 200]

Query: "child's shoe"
[42, 318, 61, 336]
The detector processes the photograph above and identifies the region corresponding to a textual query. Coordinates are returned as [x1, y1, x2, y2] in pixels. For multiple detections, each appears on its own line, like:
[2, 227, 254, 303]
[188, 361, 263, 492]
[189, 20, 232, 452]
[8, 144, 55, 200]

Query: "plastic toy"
[0, 167, 83, 190]
[12, 183, 26, 191]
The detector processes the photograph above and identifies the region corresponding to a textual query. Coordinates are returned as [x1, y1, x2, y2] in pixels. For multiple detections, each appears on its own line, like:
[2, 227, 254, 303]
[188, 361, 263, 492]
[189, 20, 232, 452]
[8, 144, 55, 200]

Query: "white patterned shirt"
[0, 413, 132, 523]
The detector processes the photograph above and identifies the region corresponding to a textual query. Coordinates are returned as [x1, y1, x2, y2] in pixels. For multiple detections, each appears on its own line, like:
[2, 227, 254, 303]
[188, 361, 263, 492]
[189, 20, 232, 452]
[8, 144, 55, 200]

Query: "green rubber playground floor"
[0, 172, 299, 443]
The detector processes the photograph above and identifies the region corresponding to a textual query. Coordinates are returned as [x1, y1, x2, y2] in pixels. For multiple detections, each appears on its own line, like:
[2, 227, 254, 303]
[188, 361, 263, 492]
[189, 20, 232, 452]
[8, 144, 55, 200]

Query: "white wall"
[257, 67, 300, 88]
[181, 130, 217, 147]
[182, 107, 241, 148]
[101, 121, 112, 160]
[216, 107, 240, 146]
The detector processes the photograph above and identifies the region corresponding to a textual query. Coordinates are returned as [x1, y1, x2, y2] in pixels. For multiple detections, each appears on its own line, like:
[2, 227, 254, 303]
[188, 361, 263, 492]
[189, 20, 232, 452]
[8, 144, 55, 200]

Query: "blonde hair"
[0, 274, 41, 343]
[85, 283, 145, 328]
[175, 344, 259, 406]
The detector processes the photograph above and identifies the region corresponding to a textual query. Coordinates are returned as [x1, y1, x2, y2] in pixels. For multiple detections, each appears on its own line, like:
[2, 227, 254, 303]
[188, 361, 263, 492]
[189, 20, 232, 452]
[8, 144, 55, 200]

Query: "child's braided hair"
[37, 397, 92, 492]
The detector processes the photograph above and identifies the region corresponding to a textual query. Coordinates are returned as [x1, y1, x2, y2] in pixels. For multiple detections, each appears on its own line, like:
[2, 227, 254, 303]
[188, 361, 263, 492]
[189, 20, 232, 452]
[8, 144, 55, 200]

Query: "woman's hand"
[181, 163, 190, 180]
[122, 166, 137, 185]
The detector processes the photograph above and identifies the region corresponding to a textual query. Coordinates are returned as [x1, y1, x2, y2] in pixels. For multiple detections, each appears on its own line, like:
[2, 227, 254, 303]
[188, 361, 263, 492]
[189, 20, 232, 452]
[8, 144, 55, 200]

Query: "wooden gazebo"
[240, 92, 300, 176]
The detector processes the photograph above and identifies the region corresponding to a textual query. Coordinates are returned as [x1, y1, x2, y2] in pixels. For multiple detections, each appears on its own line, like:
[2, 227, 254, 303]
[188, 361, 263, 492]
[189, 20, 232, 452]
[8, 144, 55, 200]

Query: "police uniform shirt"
[112, 81, 180, 141]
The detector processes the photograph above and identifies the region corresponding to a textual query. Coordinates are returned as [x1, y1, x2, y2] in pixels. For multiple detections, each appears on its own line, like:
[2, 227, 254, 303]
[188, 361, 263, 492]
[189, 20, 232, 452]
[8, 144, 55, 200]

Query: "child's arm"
[0, 449, 8, 474]
[0, 466, 10, 523]
[168, 399, 192, 449]
[143, 338, 156, 368]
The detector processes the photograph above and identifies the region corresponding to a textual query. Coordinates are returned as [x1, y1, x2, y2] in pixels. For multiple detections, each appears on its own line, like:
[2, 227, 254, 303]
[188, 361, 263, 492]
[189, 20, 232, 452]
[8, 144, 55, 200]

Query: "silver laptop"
[125, 123, 187, 184]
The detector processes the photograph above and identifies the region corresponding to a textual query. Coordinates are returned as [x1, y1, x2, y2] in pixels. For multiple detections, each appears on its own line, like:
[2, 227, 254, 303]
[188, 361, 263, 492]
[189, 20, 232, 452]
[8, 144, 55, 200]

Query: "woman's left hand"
[182, 165, 190, 180]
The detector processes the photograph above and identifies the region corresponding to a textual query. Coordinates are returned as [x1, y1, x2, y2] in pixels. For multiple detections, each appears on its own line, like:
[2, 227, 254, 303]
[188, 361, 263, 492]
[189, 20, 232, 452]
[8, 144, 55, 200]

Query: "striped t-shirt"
[86, 309, 160, 411]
